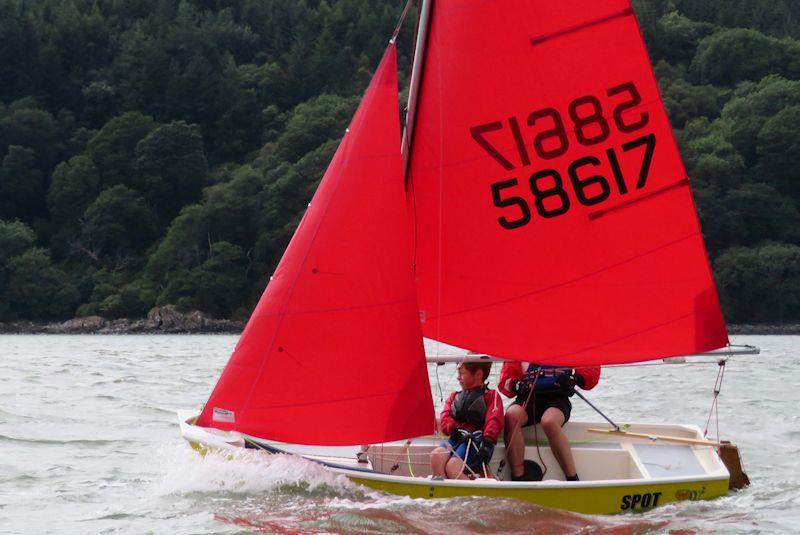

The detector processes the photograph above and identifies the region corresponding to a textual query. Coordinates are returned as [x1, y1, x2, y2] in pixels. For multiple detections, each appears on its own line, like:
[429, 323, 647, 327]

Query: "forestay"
[407, 0, 728, 365]
[197, 45, 434, 445]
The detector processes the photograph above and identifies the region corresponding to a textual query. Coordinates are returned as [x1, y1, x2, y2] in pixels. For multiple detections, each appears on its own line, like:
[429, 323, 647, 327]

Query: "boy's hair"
[461, 362, 492, 382]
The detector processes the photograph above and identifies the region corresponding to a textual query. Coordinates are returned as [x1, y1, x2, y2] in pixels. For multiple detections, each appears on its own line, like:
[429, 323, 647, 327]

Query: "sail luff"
[401, 0, 433, 181]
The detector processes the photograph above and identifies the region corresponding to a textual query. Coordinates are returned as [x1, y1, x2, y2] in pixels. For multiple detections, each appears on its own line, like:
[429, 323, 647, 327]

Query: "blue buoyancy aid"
[522, 364, 572, 391]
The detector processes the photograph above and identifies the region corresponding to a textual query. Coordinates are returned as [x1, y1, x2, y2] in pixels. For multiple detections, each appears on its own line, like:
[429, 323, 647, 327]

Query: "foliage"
[0, 0, 797, 323]
[715, 243, 800, 323]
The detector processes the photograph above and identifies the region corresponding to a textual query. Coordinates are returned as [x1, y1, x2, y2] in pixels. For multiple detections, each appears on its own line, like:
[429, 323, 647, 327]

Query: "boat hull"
[344, 472, 727, 515]
[178, 410, 731, 515]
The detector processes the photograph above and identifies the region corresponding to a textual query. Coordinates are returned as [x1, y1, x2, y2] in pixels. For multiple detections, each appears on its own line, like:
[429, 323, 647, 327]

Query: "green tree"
[653, 11, 715, 64]
[4, 248, 80, 319]
[85, 111, 158, 189]
[719, 76, 800, 165]
[715, 243, 800, 323]
[187, 241, 248, 317]
[0, 219, 35, 265]
[79, 185, 158, 265]
[0, 145, 45, 221]
[134, 121, 208, 222]
[47, 154, 101, 225]
[754, 105, 800, 196]
[690, 29, 800, 85]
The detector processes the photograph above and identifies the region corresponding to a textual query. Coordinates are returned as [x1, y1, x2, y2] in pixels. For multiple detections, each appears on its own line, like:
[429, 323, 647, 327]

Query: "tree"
[271, 94, 356, 163]
[0, 101, 61, 174]
[653, 11, 715, 64]
[690, 29, 800, 86]
[187, 241, 248, 317]
[0, 219, 35, 265]
[4, 248, 80, 319]
[134, 121, 208, 222]
[0, 145, 45, 222]
[719, 76, 800, 165]
[79, 185, 159, 265]
[754, 105, 800, 196]
[680, 118, 747, 190]
[47, 154, 101, 225]
[85, 111, 158, 189]
[715, 243, 800, 323]
[716, 183, 800, 248]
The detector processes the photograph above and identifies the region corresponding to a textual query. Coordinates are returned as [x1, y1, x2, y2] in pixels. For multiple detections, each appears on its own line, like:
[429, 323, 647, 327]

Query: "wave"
[0, 434, 118, 446]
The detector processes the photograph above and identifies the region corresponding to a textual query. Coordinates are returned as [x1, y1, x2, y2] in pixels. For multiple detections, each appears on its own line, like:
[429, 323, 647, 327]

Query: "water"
[0, 334, 797, 534]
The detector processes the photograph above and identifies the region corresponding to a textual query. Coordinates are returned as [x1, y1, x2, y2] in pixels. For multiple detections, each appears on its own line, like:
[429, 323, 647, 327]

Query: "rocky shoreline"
[0, 306, 245, 334]
[0, 307, 798, 335]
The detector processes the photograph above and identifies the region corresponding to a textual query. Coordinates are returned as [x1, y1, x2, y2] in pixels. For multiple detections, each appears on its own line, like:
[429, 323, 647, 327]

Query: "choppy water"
[0, 334, 797, 534]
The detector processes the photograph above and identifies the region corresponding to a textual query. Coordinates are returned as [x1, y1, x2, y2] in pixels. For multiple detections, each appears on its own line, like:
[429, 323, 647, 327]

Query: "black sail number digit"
[477, 82, 657, 229]
[623, 133, 656, 189]
[491, 178, 531, 230]
[471, 122, 515, 171]
[529, 170, 570, 218]
[607, 81, 649, 132]
[568, 156, 610, 206]
[569, 96, 610, 145]
[528, 108, 569, 159]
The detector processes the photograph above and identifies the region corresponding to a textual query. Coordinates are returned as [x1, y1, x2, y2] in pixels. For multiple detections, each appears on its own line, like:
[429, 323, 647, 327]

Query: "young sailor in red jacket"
[499, 362, 600, 481]
[430, 361, 504, 479]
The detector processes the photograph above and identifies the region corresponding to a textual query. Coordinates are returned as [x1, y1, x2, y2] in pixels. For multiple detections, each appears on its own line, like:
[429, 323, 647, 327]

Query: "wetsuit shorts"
[512, 390, 572, 426]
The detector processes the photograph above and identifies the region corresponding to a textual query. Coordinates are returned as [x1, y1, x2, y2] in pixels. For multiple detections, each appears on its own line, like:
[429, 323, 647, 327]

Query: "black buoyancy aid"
[452, 386, 488, 427]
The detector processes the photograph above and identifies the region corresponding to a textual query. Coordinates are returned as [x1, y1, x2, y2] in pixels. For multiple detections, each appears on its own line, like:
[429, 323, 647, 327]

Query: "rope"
[496, 371, 539, 478]
[703, 359, 726, 454]
[390, 0, 415, 43]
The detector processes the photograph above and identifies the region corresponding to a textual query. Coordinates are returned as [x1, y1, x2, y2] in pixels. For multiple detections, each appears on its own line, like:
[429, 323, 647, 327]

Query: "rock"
[0, 306, 245, 334]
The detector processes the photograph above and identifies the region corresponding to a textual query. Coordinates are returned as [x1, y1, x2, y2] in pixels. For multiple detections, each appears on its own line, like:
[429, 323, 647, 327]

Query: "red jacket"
[498, 362, 600, 398]
[439, 388, 504, 443]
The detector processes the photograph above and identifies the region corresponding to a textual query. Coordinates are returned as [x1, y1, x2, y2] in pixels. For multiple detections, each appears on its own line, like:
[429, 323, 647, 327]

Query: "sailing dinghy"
[180, 0, 757, 514]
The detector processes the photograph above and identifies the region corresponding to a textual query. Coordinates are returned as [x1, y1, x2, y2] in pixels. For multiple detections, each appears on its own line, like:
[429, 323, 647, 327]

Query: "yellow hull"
[179, 412, 735, 515]
[346, 473, 728, 515]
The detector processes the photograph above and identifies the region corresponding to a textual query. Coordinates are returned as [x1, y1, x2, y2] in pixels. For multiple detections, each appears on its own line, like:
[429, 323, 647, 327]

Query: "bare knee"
[540, 410, 565, 434]
[505, 404, 526, 428]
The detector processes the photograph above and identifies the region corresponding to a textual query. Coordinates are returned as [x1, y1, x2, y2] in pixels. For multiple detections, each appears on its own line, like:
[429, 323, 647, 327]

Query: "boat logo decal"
[212, 407, 235, 423]
[675, 484, 706, 501]
[620, 491, 662, 510]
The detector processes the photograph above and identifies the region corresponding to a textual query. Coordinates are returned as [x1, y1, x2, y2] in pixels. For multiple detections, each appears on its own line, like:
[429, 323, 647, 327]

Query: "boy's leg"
[444, 456, 471, 480]
[430, 446, 449, 477]
[540, 406, 577, 479]
[504, 404, 529, 479]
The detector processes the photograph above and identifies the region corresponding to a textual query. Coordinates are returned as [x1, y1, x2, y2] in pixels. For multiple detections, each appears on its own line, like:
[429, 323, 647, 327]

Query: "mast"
[401, 0, 433, 180]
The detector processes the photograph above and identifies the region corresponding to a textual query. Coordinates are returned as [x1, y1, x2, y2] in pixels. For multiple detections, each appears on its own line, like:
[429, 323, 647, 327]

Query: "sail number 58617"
[470, 81, 656, 229]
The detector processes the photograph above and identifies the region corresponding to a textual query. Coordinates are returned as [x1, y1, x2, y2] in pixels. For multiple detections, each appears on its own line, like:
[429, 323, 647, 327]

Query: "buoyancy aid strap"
[523, 364, 572, 390]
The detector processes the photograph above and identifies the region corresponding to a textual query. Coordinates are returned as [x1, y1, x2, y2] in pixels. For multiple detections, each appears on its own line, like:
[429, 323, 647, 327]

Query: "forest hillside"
[0, 0, 798, 325]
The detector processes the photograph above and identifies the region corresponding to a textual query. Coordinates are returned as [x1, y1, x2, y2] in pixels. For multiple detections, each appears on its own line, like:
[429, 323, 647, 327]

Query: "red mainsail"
[407, 0, 728, 365]
[197, 45, 434, 444]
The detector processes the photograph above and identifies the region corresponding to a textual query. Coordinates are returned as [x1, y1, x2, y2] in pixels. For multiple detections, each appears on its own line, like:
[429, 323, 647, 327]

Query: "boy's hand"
[451, 427, 470, 444]
[477, 439, 494, 463]
[514, 380, 531, 399]
[556, 373, 576, 396]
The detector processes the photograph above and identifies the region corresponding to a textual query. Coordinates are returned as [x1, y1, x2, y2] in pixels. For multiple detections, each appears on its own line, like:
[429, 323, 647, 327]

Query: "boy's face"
[457, 365, 483, 390]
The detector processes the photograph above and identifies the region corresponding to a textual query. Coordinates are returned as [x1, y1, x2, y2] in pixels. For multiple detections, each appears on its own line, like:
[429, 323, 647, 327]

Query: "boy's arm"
[575, 366, 600, 390]
[498, 361, 523, 398]
[439, 392, 458, 436]
[482, 390, 504, 443]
